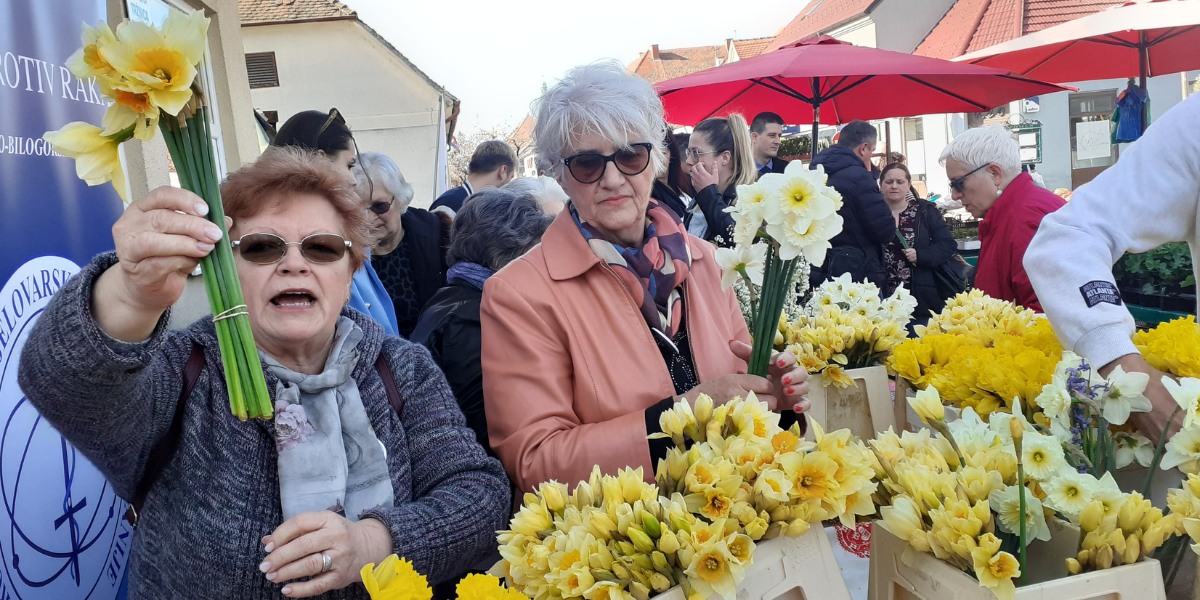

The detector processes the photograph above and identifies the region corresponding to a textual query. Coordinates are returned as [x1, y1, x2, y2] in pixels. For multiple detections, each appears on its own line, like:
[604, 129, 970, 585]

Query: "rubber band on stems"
[212, 305, 248, 322]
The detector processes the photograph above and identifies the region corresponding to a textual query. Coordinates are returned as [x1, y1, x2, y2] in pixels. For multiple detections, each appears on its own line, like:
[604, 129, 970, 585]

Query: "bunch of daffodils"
[779, 275, 915, 388]
[889, 290, 1063, 419]
[361, 555, 525, 600]
[716, 161, 843, 376]
[495, 465, 746, 600]
[1133, 316, 1200, 379]
[45, 13, 271, 419]
[873, 388, 1178, 600]
[652, 393, 878, 533]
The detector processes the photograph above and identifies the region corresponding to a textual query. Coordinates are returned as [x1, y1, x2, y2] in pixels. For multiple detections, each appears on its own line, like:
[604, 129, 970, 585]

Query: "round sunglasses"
[231, 232, 351, 265]
[561, 143, 652, 184]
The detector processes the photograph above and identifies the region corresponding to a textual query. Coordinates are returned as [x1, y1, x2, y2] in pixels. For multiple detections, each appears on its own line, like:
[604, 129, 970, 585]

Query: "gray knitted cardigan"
[18, 253, 511, 600]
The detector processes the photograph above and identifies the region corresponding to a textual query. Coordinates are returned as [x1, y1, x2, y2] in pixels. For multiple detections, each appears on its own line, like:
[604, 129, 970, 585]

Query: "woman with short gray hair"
[940, 124, 1064, 310]
[502, 176, 568, 214]
[479, 61, 811, 492]
[352, 152, 452, 338]
[410, 189, 553, 454]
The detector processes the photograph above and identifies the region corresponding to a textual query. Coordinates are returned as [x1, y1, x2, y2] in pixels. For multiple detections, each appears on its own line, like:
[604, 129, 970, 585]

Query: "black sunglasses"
[561, 143, 653, 184]
[368, 196, 395, 215]
[232, 232, 352, 265]
[949, 164, 990, 193]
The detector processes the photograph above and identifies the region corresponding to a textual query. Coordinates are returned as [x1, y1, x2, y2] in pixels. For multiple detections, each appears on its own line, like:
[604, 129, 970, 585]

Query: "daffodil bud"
[650, 572, 672, 593]
[1079, 500, 1104, 532]
[631, 553, 654, 571]
[615, 541, 636, 556]
[590, 513, 618, 540]
[1077, 549, 1091, 567]
[651, 551, 671, 574]
[574, 482, 596, 509]
[591, 569, 618, 582]
[1096, 546, 1114, 570]
[1119, 495, 1148, 533]
[1008, 417, 1024, 454]
[746, 517, 769, 541]
[1125, 533, 1141, 565]
[909, 387, 945, 425]
[785, 519, 810, 537]
[612, 562, 631, 580]
[657, 529, 680, 554]
[602, 477, 623, 509]
[694, 394, 713, 428]
[631, 581, 651, 600]
[629, 527, 657, 554]
[542, 483, 565, 514]
[616, 504, 636, 536]
[523, 492, 539, 507]
[1066, 558, 1082, 575]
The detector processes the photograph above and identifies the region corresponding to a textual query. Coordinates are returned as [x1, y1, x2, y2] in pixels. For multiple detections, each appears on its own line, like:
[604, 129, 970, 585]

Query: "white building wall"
[871, 0, 957, 53]
[241, 20, 446, 207]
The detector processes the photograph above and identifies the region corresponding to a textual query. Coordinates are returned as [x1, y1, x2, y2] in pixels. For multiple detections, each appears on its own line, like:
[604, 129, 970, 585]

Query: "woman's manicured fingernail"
[782, 376, 792, 386]
[259, 561, 271, 573]
[194, 202, 209, 216]
[785, 387, 795, 395]
[264, 542, 274, 553]
[281, 587, 292, 595]
[205, 226, 223, 241]
[778, 359, 786, 367]
[266, 571, 277, 581]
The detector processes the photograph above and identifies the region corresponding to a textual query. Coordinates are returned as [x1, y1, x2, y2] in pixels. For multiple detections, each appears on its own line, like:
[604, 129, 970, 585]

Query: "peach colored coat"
[480, 210, 751, 492]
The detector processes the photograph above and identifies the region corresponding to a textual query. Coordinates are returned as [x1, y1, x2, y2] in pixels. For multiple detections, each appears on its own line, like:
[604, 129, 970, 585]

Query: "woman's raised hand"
[690, 161, 720, 191]
[92, 187, 222, 341]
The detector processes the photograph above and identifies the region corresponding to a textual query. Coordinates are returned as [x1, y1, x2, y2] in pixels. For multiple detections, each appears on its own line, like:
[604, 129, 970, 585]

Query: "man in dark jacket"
[431, 140, 517, 215]
[751, 112, 789, 176]
[809, 120, 896, 287]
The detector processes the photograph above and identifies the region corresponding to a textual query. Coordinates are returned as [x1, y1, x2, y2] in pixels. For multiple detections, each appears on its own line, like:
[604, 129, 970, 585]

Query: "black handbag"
[916, 205, 973, 299]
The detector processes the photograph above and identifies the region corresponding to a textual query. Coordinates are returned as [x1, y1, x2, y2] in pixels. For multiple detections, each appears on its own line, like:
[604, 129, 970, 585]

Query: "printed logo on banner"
[0, 257, 132, 599]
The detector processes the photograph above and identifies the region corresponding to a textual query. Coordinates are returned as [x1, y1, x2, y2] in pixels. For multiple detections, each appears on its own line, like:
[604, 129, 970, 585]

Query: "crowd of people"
[18, 55, 1199, 599]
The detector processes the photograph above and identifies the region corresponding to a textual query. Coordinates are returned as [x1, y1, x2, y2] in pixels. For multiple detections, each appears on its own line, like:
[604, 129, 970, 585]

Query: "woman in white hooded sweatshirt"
[1024, 93, 1200, 441]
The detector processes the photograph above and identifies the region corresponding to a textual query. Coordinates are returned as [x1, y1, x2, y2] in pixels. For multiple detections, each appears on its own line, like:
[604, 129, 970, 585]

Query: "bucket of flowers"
[867, 354, 1179, 600]
[778, 274, 915, 441]
[492, 394, 877, 600]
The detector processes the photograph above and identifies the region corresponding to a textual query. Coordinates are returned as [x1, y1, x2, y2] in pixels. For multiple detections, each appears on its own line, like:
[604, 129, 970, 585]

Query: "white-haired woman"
[502, 176, 568, 214]
[353, 152, 452, 338]
[940, 125, 1064, 312]
[479, 61, 811, 492]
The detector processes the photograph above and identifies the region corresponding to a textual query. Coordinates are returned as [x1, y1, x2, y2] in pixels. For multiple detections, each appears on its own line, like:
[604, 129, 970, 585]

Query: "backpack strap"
[125, 341, 205, 527]
[375, 352, 405, 418]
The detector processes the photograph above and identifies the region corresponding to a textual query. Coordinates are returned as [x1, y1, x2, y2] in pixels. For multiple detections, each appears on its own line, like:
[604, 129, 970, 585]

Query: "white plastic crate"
[805, 365, 895, 442]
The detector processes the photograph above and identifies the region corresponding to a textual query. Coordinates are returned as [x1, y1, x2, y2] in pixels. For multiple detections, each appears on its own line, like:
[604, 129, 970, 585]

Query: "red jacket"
[976, 172, 1065, 312]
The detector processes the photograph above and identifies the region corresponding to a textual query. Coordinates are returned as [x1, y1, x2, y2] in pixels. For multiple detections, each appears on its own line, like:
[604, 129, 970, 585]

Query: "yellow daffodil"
[879, 495, 924, 541]
[1165, 377, 1200, 429]
[989, 484, 1052, 544]
[67, 21, 118, 79]
[909, 386, 945, 424]
[43, 122, 129, 202]
[1161, 424, 1200, 475]
[456, 573, 513, 600]
[971, 547, 1020, 600]
[753, 468, 793, 503]
[684, 540, 744, 600]
[779, 450, 838, 500]
[1043, 469, 1096, 518]
[1133, 316, 1200, 378]
[1021, 432, 1066, 480]
[361, 555, 433, 600]
[100, 9, 209, 115]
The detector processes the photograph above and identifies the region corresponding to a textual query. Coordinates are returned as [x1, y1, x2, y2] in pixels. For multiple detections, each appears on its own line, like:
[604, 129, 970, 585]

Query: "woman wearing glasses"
[480, 61, 810, 493]
[273, 109, 401, 337]
[683, 113, 758, 245]
[18, 148, 510, 599]
[939, 125, 1064, 312]
[352, 152, 453, 338]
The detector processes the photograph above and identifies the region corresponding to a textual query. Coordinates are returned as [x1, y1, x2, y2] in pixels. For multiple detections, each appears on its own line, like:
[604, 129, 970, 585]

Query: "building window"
[245, 52, 279, 88]
[1069, 90, 1119, 188]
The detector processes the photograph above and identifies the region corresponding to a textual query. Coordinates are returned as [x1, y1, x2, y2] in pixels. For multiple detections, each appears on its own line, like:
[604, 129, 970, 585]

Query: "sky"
[349, 0, 803, 136]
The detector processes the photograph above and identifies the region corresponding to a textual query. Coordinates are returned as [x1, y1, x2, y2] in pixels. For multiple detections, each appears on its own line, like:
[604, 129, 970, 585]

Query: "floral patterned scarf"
[569, 199, 692, 337]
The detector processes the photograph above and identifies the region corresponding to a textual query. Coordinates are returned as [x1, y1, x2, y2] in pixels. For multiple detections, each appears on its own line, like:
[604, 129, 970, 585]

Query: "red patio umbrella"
[655, 37, 1073, 145]
[956, 0, 1200, 129]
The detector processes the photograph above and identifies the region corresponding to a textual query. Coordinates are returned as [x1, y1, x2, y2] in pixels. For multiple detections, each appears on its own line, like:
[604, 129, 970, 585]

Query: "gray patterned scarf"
[262, 317, 394, 521]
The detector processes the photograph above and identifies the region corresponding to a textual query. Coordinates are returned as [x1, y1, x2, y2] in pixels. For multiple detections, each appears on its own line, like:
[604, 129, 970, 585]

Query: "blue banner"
[0, 0, 133, 598]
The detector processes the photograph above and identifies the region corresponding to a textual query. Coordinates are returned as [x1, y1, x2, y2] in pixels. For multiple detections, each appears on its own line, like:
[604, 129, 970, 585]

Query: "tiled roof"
[767, 0, 876, 51]
[238, 0, 355, 25]
[628, 45, 728, 85]
[915, 0, 1123, 59]
[508, 115, 536, 147]
[732, 37, 772, 60]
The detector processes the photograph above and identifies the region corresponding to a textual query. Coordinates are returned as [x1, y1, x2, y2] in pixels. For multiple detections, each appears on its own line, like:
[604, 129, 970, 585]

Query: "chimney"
[650, 44, 661, 61]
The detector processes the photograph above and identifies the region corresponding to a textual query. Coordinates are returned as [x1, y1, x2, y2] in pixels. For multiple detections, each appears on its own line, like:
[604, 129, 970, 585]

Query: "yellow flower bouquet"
[779, 274, 915, 388]
[44, 13, 271, 419]
[1133, 316, 1200, 379]
[360, 555, 525, 600]
[888, 290, 1063, 420]
[870, 390, 1183, 600]
[494, 394, 875, 600]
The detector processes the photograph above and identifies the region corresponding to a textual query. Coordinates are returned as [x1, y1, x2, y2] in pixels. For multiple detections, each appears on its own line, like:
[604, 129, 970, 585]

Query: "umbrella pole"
[811, 103, 821, 158]
[1139, 31, 1149, 132]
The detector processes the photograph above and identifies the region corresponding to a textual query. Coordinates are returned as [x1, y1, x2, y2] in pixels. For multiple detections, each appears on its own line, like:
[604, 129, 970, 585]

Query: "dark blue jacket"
[430, 185, 469, 213]
[809, 146, 896, 286]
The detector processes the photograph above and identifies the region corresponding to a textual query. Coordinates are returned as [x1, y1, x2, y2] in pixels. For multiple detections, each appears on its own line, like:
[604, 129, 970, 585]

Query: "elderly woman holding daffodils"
[480, 61, 811, 493]
[19, 149, 510, 599]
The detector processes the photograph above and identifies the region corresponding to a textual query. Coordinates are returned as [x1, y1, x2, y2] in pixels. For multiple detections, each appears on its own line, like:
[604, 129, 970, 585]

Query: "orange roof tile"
[767, 0, 876, 51]
[238, 0, 355, 25]
[915, 0, 1124, 59]
[508, 115, 536, 147]
[629, 44, 728, 85]
[732, 37, 772, 60]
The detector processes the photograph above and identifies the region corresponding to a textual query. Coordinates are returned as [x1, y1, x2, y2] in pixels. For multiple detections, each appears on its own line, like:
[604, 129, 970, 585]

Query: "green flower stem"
[1143, 406, 1184, 498]
[1018, 463, 1027, 586]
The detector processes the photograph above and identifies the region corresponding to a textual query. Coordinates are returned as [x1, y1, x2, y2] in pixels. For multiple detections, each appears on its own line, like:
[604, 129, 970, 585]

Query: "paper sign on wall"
[1076, 120, 1112, 161]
